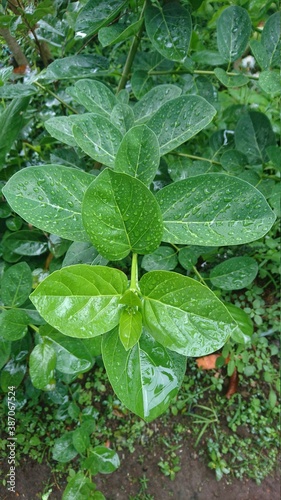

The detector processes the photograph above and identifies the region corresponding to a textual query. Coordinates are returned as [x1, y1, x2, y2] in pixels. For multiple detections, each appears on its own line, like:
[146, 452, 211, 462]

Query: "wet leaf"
[42, 55, 109, 80]
[0, 84, 36, 98]
[0, 340, 11, 370]
[220, 150, 248, 174]
[82, 169, 163, 260]
[140, 271, 238, 356]
[141, 246, 178, 272]
[119, 308, 142, 350]
[133, 84, 182, 124]
[29, 343, 57, 390]
[30, 265, 128, 338]
[210, 256, 258, 290]
[52, 433, 77, 462]
[261, 12, 281, 68]
[102, 328, 186, 421]
[84, 446, 120, 475]
[249, 40, 270, 71]
[2, 231, 48, 256]
[62, 242, 108, 267]
[155, 174, 276, 246]
[3, 165, 93, 242]
[131, 70, 154, 100]
[110, 103, 135, 134]
[67, 79, 117, 116]
[224, 303, 253, 343]
[217, 6, 251, 63]
[62, 472, 97, 500]
[259, 71, 281, 96]
[98, 18, 143, 47]
[0, 97, 30, 167]
[45, 114, 97, 148]
[0, 359, 26, 392]
[75, 0, 127, 38]
[234, 111, 276, 164]
[115, 125, 160, 185]
[1, 262, 32, 307]
[214, 68, 249, 87]
[0, 309, 30, 341]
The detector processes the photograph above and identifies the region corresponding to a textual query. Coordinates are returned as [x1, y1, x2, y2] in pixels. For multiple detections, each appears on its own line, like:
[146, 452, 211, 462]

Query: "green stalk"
[130, 253, 139, 291]
[34, 81, 78, 114]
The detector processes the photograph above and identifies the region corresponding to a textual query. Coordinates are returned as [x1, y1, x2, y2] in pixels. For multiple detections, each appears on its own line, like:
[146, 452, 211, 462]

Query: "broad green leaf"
[2, 230, 48, 256]
[224, 303, 253, 344]
[0, 84, 36, 98]
[84, 446, 120, 475]
[67, 79, 117, 116]
[114, 125, 160, 185]
[1, 262, 32, 307]
[73, 114, 122, 167]
[42, 55, 109, 81]
[72, 427, 90, 454]
[47, 234, 71, 258]
[192, 50, 225, 66]
[214, 68, 249, 88]
[234, 111, 276, 164]
[220, 150, 248, 174]
[140, 271, 237, 356]
[98, 18, 143, 47]
[147, 96, 216, 156]
[110, 103, 135, 134]
[30, 265, 128, 338]
[119, 309, 142, 350]
[266, 146, 281, 170]
[0, 359, 26, 392]
[156, 174, 276, 246]
[249, 40, 270, 71]
[210, 256, 258, 290]
[145, 1, 192, 62]
[29, 343, 57, 390]
[217, 6, 251, 63]
[259, 71, 281, 96]
[62, 472, 96, 500]
[261, 12, 281, 67]
[131, 70, 154, 100]
[3, 165, 93, 242]
[0, 97, 30, 167]
[75, 0, 127, 38]
[102, 328, 186, 421]
[141, 247, 178, 272]
[40, 325, 94, 374]
[82, 169, 163, 260]
[0, 340, 11, 370]
[133, 84, 182, 124]
[62, 242, 108, 267]
[0, 309, 30, 341]
[52, 433, 78, 462]
[45, 115, 96, 147]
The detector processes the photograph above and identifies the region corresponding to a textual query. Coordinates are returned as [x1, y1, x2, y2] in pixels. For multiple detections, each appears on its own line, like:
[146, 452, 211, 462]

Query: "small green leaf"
[133, 84, 182, 124]
[1, 262, 32, 307]
[62, 472, 96, 500]
[234, 111, 276, 164]
[110, 103, 135, 134]
[42, 55, 109, 81]
[259, 71, 281, 96]
[62, 242, 108, 267]
[82, 169, 163, 260]
[249, 40, 270, 71]
[140, 271, 238, 356]
[119, 308, 142, 350]
[115, 125, 160, 185]
[102, 328, 186, 421]
[84, 446, 120, 475]
[210, 256, 258, 290]
[75, 0, 127, 38]
[52, 433, 78, 462]
[0, 97, 30, 167]
[224, 303, 253, 343]
[29, 343, 57, 390]
[45, 115, 95, 147]
[72, 427, 90, 454]
[98, 18, 143, 47]
[0, 84, 36, 98]
[119, 290, 142, 307]
[67, 79, 117, 116]
[3, 165, 93, 242]
[156, 174, 276, 246]
[145, 1, 192, 62]
[73, 114, 122, 167]
[220, 150, 248, 174]
[2, 231, 48, 256]
[261, 12, 281, 68]
[141, 247, 178, 271]
[0, 359, 26, 392]
[131, 70, 154, 100]
[217, 6, 251, 63]
[0, 340, 11, 370]
[30, 265, 128, 338]
[0, 309, 30, 341]
[214, 68, 249, 87]
[147, 95, 216, 156]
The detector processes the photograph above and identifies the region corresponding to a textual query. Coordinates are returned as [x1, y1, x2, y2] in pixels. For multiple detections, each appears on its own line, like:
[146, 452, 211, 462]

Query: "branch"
[0, 27, 29, 66]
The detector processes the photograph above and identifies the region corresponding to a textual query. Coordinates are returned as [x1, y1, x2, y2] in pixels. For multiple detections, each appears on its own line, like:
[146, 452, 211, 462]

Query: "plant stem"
[148, 69, 259, 80]
[131, 253, 139, 291]
[34, 82, 78, 114]
[117, 1, 146, 93]
[192, 266, 207, 286]
[172, 152, 221, 166]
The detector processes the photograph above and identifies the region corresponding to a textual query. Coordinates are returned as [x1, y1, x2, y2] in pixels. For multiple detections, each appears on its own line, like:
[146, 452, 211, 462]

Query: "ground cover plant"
[0, 0, 280, 498]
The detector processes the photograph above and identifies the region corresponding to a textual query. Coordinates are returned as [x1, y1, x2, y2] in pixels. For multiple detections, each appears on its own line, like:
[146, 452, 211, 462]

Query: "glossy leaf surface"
[98, 18, 143, 47]
[0, 340, 11, 370]
[119, 309, 142, 350]
[0, 359, 26, 392]
[45, 115, 95, 147]
[259, 71, 281, 96]
[62, 472, 97, 500]
[102, 328, 186, 421]
[1, 262, 32, 307]
[217, 6, 251, 63]
[84, 446, 120, 474]
[147, 96, 216, 155]
[82, 169, 163, 260]
[140, 271, 237, 356]
[29, 343, 57, 390]
[145, 1, 192, 62]
[42, 55, 109, 80]
[234, 111, 276, 164]
[3, 165, 93, 242]
[156, 174, 276, 246]
[141, 247, 178, 271]
[225, 303, 253, 343]
[110, 103, 135, 134]
[114, 125, 160, 185]
[210, 256, 258, 290]
[133, 84, 182, 124]
[0, 97, 30, 167]
[0, 309, 30, 341]
[62, 242, 108, 267]
[214, 68, 248, 88]
[73, 114, 122, 167]
[30, 265, 128, 338]
[261, 12, 281, 67]
[75, 0, 127, 38]
[52, 433, 77, 462]
[2, 230, 48, 256]
[67, 79, 117, 116]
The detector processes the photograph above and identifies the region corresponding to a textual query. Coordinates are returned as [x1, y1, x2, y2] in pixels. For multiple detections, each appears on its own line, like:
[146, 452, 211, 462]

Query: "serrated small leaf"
[30, 265, 128, 338]
[29, 343, 57, 390]
[210, 256, 258, 290]
[82, 169, 163, 260]
[67, 79, 117, 116]
[217, 6, 251, 63]
[3, 165, 93, 242]
[1, 262, 32, 307]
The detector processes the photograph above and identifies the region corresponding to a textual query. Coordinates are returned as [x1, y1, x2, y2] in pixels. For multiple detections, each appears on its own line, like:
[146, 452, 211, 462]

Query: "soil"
[0, 439, 280, 500]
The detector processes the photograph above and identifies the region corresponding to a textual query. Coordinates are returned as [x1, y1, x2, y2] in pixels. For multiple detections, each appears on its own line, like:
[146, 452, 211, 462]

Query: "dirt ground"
[0, 440, 280, 500]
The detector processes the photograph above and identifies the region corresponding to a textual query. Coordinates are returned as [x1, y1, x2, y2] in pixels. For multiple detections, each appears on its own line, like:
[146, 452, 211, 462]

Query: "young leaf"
[217, 6, 251, 63]
[84, 446, 120, 475]
[224, 303, 253, 344]
[147, 96, 216, 155]
[1, 262, 32, 307]
[261, 12, 281, 68]
[73, 114, 122, 167]
[155, 174, 276, 246]
[72, 427, 90, 454]
[29, 343, 57, 390]
[210, 256, 258, 290]
[2, 230, 48, 257]
[75, 0, 127, 38]
[110, 103, 135, 134]
[30, 265, 128, 338]
[145, 1, 192, 62]
[0, 309, 30, 341]
[62, 472, 97, 500]
[67, 79, 117, 116]
[52, 433, 78, 463]
[82, 169, 163, 260]
[234, 111, 276, 164]
[3, 165, 93, 242]
[133, 84, 182, 124]
[98, 18, 143, 47]
[0, 359, 26, 392]
[114, 125, 160, 185]
[0, 97, 30, 167]
[102, 328, 186, 421]
[140, 271, 238, 356]
[119, 308, 142, 350]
